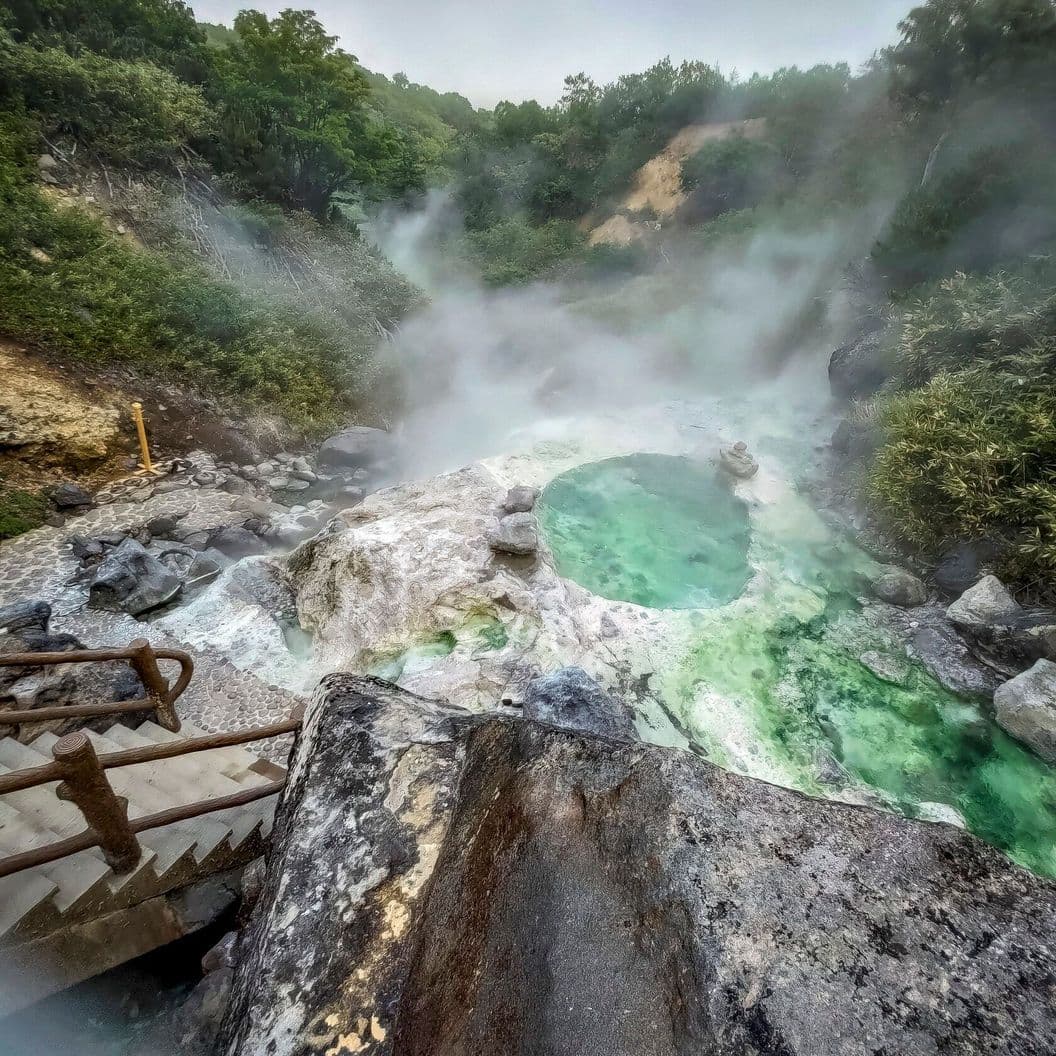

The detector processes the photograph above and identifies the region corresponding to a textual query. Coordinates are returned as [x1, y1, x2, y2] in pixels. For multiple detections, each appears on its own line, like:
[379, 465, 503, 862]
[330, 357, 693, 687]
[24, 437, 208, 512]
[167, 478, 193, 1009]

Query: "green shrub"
[680, 134, 783, 219]
[872, 146, 1056, 288]
[1, 40, 209, 164]
[894, 267, 1056, 386]
[463, 217, 585, 285]
[0, 488, 48, 540]
[0, 144, 412, 433]
[870, 265, 1056, 584]
[870, 372, 1056, 581]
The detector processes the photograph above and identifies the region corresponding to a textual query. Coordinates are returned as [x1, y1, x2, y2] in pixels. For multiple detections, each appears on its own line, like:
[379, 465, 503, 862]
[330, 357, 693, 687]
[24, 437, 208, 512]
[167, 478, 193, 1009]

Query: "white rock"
[994, 659, 1056, 762]
[947, 575, 1021, 630]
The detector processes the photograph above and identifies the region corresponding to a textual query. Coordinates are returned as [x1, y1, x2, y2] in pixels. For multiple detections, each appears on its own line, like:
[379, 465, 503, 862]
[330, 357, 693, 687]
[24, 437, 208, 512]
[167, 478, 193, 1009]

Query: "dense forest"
[1, 0, 1055, 585]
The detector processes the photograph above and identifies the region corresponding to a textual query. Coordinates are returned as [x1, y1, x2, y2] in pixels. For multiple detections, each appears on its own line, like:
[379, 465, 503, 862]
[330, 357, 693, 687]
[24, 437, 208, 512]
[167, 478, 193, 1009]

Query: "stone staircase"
[0, 719, 284, 1007]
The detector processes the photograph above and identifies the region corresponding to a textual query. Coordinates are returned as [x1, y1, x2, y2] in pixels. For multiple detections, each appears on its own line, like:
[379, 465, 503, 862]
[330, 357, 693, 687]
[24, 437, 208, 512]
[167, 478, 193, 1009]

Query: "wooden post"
[53, 733, 140, 873]
[129, 637, 180, 732]
[131, 401, 155, 474]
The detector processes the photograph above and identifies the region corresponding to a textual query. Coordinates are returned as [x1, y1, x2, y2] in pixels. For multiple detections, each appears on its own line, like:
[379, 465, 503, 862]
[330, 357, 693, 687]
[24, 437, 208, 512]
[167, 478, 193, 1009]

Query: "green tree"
[888, 0, 1056, 115]
[6, 0, 210, 80]
[211, 9, 397, 216]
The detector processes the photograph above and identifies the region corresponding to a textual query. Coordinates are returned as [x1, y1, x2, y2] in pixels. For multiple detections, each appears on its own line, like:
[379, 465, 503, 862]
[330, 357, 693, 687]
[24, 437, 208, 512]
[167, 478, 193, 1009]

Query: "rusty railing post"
[53, 733, 141, 873]
[129, 638, 180, 732]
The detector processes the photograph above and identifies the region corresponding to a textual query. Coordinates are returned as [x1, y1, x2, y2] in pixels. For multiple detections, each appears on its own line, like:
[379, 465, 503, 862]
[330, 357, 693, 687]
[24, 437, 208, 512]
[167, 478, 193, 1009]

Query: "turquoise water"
[538, 453, 1056, 877]
[537, 453, 752, 609]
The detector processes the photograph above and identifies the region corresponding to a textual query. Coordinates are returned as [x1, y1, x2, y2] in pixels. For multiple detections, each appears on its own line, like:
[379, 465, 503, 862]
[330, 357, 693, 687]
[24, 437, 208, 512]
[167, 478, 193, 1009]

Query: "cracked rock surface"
[218, 675, 1056, 1056]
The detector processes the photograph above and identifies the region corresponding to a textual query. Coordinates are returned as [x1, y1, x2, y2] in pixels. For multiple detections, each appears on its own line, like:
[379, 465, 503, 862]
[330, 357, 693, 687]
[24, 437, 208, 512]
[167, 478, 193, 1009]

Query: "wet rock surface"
[87, 538, 183, 615]
[0, 601, 145, 737]
[317, 425, 393, 471]
[218, 675, 1056, 1056]
[522, 665, 637, 740]
[933, 540, 1000, 597]
[828, 331, 889, 400]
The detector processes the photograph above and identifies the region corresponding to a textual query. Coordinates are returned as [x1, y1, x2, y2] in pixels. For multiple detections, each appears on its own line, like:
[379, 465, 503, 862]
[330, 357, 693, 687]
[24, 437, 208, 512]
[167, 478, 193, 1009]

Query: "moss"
[0, 488, 48, 540]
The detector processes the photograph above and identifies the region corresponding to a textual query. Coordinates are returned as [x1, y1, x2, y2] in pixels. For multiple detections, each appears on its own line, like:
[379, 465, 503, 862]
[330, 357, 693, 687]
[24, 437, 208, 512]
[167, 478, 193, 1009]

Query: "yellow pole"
[131, 401, 154, 474]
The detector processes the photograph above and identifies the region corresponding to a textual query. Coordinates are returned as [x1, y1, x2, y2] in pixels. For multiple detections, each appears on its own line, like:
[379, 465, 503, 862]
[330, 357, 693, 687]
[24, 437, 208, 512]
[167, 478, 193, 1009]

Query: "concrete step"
[138, 720, 281, 785]
[101, 725, 267, 851]
[0, 739, 86, 836]
[79, 730, 234, 868]
[0, 755, 162, 906]
[0, 870, 58, 940]
[0, 802, 111, 917]
[26, 731, 199, 884]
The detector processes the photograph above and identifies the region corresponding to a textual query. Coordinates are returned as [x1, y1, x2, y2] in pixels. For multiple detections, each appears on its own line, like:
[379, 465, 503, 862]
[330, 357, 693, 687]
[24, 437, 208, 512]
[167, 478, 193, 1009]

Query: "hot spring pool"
[537, 453, 752, 608]
[536, 452, 1056, 877]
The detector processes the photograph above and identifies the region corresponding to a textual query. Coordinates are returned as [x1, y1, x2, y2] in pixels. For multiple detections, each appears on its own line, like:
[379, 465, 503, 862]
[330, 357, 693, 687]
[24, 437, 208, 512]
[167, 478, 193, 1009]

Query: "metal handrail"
[0, 640, 300, 880]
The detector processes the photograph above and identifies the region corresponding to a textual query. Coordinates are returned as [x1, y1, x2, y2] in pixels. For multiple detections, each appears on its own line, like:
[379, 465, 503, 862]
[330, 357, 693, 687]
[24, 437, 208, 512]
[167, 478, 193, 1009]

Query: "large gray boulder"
[87, 538, 182, 615]
[217, 675, 1056, 1056]
[317, 426, 392, 471]
[522, 666, 637, 740]
[947, 576, 1056, 672]
[947, 575, 1021, 630]
[872, 566, 927, 607]
[994, 659, 1056, 762]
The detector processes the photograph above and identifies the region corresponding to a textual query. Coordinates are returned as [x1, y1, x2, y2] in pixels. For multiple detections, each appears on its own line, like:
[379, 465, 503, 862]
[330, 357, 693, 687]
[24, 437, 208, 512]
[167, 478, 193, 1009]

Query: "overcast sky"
[190, 0, 916, 108]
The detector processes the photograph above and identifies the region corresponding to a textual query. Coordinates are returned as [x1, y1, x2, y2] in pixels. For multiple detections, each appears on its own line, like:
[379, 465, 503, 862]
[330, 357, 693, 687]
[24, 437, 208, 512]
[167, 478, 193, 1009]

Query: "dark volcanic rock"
[205, 526, 267, 560]
[87, 538, 182, 615]
[1, 609, 144, 734]
[217, 675, 1056, 1056]
[933, 539, 1001, 597]
[828, 332, 889, 400]
[0, 600, 51, 635]
[317, 426, 392, 472]
[831, 417, 882, 460]
[523, 666, 637, 740]
[48, 481, 94, 510]
[947, 576, 1056, 673]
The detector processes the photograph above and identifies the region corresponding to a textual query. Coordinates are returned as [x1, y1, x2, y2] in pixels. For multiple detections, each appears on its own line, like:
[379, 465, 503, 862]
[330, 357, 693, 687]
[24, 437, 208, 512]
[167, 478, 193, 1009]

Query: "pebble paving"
[0, 480, 305, 762]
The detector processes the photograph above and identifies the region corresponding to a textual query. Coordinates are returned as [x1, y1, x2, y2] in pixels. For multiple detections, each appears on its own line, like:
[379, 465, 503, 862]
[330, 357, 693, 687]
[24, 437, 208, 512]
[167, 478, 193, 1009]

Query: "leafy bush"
[0, 142, 413, 433]
[872, 145, 1056, 288]
[1, 39, 210, 164]
[680, 134, 783, 219]
[894, 267, 1056, 386]
[870, 373, 1056, 581]
[463, 217, 585, 285]
[869, 265, 1056, 583]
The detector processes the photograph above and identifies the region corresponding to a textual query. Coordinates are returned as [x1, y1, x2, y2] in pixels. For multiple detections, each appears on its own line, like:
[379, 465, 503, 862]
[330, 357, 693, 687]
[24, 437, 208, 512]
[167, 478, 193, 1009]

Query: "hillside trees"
[209, 10, 423, 216]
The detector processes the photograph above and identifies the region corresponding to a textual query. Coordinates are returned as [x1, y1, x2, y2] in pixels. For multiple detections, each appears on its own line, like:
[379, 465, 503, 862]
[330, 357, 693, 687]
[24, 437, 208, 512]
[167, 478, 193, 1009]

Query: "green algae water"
[539, 453, 1056, 878]
[537, 453, 752, 608]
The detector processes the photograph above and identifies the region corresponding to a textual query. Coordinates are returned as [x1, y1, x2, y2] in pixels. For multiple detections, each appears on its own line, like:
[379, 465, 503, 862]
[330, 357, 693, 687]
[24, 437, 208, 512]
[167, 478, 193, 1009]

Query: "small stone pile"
[487, 486, 540, 556]
[718, 440, 759, 479]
